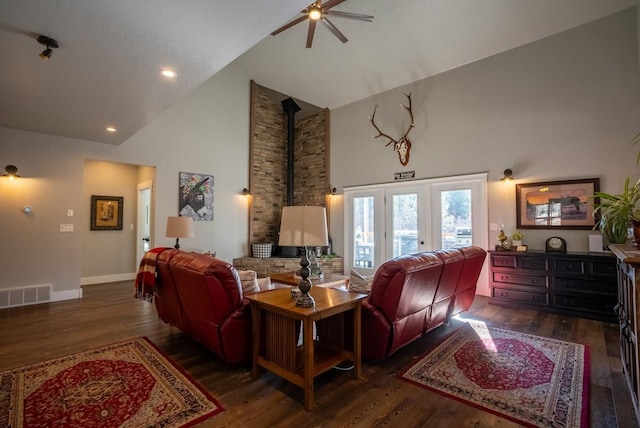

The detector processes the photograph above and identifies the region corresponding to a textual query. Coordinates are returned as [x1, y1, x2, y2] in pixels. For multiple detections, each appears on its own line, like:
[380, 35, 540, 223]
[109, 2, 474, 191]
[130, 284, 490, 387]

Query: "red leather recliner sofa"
[153, 249, 254, 364]
[361, 246, 486, 361]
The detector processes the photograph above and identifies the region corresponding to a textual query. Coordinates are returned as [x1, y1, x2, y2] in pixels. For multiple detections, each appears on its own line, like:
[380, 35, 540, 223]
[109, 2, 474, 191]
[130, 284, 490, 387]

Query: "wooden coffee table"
[269, 272, 349, 290]
[245, 287, 366, 411]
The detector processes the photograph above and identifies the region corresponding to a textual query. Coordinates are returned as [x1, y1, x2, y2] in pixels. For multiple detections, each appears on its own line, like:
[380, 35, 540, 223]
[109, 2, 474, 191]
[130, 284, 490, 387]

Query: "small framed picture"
[516, 178, 599, 229]
[90, 195, 123, 230]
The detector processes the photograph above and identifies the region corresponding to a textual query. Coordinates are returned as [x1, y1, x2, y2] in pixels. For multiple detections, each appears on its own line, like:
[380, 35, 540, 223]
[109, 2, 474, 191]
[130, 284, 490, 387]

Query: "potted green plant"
[511, 231, 524, 246]
[593, 176, 640, 245]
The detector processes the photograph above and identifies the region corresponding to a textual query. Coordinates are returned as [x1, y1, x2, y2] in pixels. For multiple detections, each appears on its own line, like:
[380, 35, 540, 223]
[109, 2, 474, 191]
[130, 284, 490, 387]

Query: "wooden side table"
[269, 272, 349, 290]
[245, 287, 366, 410]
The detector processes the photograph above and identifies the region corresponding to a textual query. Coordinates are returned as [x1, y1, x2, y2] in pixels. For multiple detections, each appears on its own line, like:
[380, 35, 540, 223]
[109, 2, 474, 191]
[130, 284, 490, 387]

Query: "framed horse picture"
[515, 178, 599, 229]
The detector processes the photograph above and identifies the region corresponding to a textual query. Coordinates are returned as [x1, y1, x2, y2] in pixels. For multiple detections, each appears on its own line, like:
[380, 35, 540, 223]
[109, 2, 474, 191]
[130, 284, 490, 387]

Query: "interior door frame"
[136, 180, 153, 262]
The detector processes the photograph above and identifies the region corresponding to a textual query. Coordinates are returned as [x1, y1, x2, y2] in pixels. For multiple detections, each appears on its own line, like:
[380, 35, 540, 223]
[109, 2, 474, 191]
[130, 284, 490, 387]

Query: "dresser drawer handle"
[561, 264, 575, 270]
[500, 291, 509, 297]
[530, 279, 539, 285]
[614, 302, 623, 319]
[622, 322, 633, 344]
[500, 275, 509, 281]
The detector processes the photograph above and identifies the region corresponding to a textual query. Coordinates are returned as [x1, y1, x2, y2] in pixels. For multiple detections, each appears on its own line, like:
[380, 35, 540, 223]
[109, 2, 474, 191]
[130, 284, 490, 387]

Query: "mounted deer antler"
[370, 93, 415, 166]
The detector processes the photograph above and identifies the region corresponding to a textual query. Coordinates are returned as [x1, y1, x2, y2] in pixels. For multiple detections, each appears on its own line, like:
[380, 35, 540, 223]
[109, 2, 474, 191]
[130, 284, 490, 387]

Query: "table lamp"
[166, 216, 194, 249]
[278, 206, 329, 307]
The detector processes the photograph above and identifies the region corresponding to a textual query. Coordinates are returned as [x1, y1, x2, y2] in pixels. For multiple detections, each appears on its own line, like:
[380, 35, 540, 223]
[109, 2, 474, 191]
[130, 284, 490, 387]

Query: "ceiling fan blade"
[306, 19, 318, 48]
[321, 0, 347, 10]
[321, 17, 348, 44]
[325, 10, 374, 22]
[271, 15, 308, 36]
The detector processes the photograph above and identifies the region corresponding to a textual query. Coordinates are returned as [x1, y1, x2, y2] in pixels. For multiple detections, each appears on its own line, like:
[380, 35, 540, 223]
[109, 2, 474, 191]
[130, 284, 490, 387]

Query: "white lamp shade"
[165, 216, 194, 238]
[278, 206, 328, 247]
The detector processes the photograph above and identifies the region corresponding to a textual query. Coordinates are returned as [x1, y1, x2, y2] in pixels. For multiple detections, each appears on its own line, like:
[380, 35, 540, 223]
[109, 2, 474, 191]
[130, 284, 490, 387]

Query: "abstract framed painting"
[179, 172, 214, 221]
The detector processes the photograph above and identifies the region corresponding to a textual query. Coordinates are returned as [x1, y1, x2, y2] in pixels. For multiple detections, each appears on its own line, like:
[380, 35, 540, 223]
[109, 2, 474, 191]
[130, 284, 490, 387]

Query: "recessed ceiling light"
[106, 127, 117, 133]
[160, 69, 177, 78]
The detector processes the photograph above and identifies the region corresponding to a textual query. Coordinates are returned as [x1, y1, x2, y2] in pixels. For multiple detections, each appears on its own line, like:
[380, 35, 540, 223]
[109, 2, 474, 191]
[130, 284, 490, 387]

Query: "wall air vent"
[0, 284, 52, 309]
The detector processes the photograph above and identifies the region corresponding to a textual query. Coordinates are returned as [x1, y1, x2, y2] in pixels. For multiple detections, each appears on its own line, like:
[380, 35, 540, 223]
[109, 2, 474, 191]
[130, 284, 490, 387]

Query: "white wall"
[0, 62, 252, 298]
[330, 8, 640, 259]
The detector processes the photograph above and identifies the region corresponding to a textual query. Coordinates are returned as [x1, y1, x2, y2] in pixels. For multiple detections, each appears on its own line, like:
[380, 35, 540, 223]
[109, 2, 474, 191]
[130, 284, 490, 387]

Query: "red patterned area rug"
[399, 322, 589, 428]
[0, 337, 223, 427]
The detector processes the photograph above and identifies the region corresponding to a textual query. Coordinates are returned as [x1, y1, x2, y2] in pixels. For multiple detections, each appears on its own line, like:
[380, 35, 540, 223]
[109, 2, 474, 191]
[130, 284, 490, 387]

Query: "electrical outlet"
[67, 209, 74, 217]
[490, 223, 498, 231]
[60, 224, 74, 232]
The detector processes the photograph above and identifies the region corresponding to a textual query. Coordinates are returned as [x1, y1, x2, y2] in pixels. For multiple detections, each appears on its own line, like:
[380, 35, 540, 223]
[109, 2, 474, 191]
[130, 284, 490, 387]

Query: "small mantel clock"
[545, 236, 567, 253]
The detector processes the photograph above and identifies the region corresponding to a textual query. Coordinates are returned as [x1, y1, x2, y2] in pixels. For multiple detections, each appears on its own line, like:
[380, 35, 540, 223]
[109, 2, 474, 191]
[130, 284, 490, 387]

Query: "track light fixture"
[37, 35, 59, 61]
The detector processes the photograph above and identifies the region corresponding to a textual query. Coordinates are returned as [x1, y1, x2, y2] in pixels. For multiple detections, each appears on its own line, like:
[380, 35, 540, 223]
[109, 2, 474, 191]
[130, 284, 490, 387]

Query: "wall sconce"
[501, 169, 513, 182]
[3, 165, 21, 181]
[23, 206, 32, 214]
[242, 188, 251, 196]
[328, 186, 337, 195]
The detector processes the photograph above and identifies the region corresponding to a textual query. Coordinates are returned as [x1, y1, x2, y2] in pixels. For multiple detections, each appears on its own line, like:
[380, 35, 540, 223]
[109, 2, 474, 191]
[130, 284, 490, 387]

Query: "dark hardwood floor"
[0, 281, 637, 427]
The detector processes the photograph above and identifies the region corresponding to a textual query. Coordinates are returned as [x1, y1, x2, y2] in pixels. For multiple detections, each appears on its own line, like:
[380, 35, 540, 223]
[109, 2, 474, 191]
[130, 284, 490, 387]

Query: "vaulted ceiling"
[0, 0, 636, 145]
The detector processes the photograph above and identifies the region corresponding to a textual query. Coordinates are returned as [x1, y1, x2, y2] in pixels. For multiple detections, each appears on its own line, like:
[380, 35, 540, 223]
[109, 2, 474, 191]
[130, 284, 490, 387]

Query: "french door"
[344, 173, 488, 275]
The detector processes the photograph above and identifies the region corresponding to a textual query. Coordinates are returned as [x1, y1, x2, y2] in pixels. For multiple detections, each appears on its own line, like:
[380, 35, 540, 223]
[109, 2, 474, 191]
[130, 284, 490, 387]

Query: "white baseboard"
[52, 288, 83, 302]
[81, 273, 136, 285]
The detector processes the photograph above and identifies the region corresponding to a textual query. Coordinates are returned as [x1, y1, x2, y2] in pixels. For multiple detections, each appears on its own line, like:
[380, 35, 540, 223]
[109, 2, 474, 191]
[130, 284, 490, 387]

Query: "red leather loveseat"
[153, 249, 254, 364]
[361, 246, 486, 361]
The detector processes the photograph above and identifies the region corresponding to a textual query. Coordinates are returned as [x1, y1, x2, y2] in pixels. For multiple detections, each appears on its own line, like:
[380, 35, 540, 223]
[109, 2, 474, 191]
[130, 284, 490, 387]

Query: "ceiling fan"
[271, 0, 374, 48]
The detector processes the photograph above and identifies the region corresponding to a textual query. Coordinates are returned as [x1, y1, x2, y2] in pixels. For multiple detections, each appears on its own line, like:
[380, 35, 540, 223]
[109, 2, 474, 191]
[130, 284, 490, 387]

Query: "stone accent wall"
[250, 85, 286, 245]
[250, 82, 328, 247]
[294, 114, 326, 207]
[233, 256, 344, 278]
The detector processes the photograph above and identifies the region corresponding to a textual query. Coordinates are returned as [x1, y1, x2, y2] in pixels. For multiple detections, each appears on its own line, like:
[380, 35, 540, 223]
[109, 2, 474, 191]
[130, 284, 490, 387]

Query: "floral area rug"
[399, 322, 589, 428]
[0, 337, 223, 427]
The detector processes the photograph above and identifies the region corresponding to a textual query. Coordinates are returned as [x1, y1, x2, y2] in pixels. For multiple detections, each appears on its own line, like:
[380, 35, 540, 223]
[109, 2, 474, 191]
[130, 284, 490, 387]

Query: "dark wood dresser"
[609, 244, 640, 425]
[488, 250, 617, 322]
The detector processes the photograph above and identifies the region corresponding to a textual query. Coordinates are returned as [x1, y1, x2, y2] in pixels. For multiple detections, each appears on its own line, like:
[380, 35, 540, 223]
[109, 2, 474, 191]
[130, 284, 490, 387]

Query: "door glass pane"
[441, 189, 472, 249]
[354, 196, 374, 268]
[392, 193, 418, 257]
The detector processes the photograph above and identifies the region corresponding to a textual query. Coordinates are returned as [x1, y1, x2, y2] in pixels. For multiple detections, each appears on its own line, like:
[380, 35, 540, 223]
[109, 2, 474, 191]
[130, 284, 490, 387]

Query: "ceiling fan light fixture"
[308, 6, 322, 21]
[272, 1, 373, 48]
[36, 34, 59, 61]
[39, 48, 52, 61]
